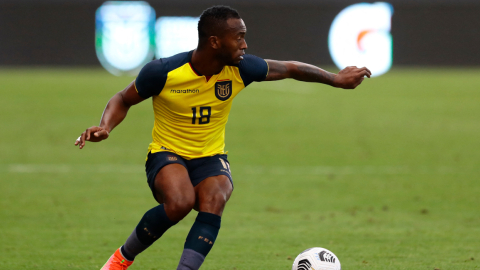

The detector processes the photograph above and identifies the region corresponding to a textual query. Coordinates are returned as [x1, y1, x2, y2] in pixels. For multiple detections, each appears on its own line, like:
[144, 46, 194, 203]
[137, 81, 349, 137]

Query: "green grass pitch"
[1, 67, 479, 269]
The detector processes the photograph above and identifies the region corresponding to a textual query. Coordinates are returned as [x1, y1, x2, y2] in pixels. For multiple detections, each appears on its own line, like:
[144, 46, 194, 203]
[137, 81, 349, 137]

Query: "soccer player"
[75, 5, 370, 270]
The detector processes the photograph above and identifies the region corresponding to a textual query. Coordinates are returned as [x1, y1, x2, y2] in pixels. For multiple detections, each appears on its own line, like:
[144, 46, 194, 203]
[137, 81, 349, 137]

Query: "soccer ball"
[292, 247, 341, 270]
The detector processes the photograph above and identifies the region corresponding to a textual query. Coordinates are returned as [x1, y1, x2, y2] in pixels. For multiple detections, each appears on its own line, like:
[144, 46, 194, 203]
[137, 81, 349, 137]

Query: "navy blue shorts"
[145, 151, 233, 198]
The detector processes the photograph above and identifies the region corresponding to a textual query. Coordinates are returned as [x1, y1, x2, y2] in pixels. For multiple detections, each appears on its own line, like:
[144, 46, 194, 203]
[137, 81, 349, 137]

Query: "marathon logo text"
[170, 89, 200, 94]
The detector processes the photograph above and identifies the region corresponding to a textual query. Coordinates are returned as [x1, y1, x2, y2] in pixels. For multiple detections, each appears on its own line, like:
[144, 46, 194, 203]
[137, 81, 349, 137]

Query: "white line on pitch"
[5, 164, 144, 174]
[0, 164, 472, 175]
[240, 165, 463, 175]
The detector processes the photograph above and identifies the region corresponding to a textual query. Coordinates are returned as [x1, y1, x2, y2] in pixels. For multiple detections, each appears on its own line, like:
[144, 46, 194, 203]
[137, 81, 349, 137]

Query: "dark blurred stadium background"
[1, 0, 479, 67]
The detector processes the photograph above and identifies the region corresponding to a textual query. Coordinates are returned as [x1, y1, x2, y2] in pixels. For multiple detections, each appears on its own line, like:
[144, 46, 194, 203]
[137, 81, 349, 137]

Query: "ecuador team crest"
[215, 81, 232, 101]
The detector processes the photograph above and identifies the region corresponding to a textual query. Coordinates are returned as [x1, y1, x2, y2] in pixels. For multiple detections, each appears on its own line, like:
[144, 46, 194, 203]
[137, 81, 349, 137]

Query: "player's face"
[219, 18, 248, 65]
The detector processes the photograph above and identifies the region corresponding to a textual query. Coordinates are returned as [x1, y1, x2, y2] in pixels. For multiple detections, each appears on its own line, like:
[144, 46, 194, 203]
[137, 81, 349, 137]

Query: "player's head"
[198, 6, 247, 65]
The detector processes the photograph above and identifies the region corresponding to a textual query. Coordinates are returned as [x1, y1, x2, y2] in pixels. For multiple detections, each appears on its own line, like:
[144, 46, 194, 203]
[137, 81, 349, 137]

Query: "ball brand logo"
[95, 1, 156, 76]
[328, 2, 393, 77]
[319, 251, 336, 263]
[297, 259, 312, 270]
[215, 80, 232, 101]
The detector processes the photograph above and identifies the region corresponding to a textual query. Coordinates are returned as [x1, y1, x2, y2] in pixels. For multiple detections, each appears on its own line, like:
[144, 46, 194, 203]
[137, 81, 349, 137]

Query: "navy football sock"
[122, 204, 177, 260]
[177, 212, 221, 270]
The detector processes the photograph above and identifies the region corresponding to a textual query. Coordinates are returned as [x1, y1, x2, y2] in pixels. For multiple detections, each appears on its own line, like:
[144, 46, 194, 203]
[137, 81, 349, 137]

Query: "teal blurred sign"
[95, 1, 156, 76]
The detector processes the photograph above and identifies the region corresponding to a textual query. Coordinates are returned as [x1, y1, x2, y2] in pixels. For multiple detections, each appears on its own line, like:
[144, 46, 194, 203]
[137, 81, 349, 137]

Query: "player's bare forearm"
[265, 60, 336, 85]
[75, 81, 145, 149]
[265, 60, 371, 89]
[100, 92, 131, 133]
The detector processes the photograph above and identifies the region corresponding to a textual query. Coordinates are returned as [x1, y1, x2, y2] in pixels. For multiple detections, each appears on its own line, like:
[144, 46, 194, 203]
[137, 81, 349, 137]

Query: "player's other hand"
[74, 126, 110, 149]
[334, 66, 372, 89]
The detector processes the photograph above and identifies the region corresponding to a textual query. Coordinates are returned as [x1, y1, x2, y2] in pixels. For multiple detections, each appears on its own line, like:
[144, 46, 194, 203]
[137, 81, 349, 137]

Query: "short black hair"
[198, 6, 241, 40]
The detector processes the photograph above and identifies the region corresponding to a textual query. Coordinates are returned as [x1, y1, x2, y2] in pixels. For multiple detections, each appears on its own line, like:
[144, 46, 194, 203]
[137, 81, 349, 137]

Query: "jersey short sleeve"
[135, 59, 168, 99]
[135, 51, 192, 99]
[237, 54, 269, 87]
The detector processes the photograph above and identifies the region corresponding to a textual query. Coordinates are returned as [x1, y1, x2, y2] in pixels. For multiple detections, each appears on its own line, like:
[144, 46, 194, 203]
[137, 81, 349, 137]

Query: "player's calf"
[177, 212, 222, 270]
[177, 176, 232, 270]
[121, 204, 178, 261]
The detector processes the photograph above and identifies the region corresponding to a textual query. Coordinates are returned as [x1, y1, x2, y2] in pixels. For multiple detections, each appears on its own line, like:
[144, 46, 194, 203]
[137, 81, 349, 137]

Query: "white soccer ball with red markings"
[292, 247, 341, 270]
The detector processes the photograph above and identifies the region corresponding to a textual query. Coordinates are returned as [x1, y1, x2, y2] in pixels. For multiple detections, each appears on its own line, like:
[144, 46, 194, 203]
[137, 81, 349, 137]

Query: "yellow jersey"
[134, 51, 268, 159]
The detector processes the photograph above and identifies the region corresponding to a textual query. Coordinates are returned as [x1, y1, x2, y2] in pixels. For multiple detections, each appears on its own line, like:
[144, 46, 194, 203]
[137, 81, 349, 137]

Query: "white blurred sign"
[96, 1, 156, 76]
[329, 2, 393, 77]
[155, 17, 199, 59]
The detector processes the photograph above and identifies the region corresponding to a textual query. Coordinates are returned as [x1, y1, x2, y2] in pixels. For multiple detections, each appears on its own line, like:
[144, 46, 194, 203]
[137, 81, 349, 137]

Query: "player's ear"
[209, 36, 220, 49]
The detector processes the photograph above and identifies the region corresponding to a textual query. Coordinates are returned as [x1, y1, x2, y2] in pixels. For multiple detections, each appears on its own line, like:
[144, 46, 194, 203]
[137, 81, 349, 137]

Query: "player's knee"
[200, 191, 230, 212]
[165, 196, 195, 221]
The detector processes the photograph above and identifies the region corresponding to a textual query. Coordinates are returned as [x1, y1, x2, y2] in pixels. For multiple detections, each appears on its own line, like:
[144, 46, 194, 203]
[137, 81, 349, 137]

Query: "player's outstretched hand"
[74, 126, 110, 149]
[334, 66, 372, 89]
